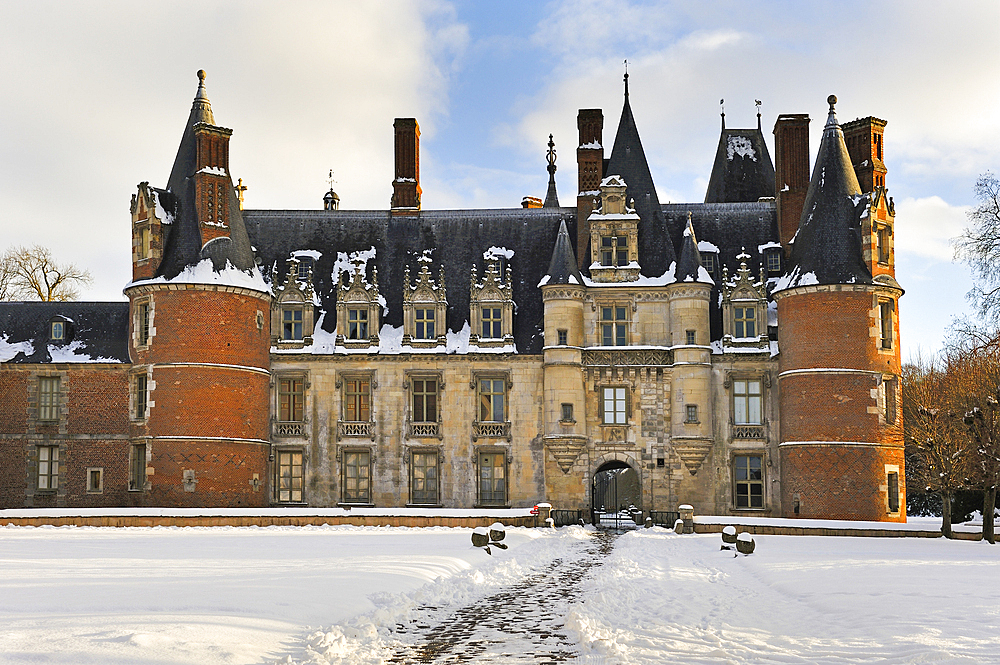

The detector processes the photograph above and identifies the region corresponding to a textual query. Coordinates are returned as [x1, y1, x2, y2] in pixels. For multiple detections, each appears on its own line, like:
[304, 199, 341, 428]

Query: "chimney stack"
[773, 114, 810, 252]
[392, 118, 421, 214]
[577, 109, 604, 269]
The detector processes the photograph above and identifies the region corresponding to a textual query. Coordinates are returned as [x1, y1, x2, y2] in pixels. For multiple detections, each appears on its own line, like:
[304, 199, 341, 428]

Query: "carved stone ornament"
[543, 435, 588, 473]
[672, 438, 713, 475]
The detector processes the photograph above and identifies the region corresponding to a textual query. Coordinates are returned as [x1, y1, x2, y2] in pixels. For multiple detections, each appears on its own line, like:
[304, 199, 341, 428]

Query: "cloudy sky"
[1, 0, 997, 359]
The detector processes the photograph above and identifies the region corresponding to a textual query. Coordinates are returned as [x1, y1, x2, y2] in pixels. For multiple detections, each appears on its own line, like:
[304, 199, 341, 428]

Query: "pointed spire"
[192, 69, 215, 125]
[542, 220, 584, 286]
[674, 212, 711, 283]
[775, 95, 871, 292]
[543, 134, 560, 207]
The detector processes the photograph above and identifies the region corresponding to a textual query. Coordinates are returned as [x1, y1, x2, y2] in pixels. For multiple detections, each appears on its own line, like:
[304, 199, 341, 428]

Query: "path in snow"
[386, 530, 617, 664]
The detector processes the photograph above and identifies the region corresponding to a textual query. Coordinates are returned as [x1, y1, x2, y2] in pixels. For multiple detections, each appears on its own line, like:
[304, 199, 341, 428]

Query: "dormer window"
[50, 321, 64, 342]
[482, 307, 502, 339]
[347, 308, 368, 340]
[415, 309, 435, 339]
[601, 236, 628, 267]
[283, 308, 304, 340]
[296, 257, 314, 280]
[588, 176, 640, 283]
[403, 263, 447, 347]
[701, 252, 716, 275]
[271, 257, 316, 348]
[876, 226, 891, 265]
[734, 307, 756, 338]
[721, 251, 769, 349]
[469, 259, 514, 348]
[335, 261, 380, 348]
[766, 251, 781, 273]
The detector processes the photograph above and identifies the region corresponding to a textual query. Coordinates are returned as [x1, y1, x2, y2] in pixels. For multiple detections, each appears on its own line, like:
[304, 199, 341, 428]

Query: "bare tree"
[954, 172, 1000, 322]
[902, 360, 970, 538]
[1, 244, 92, 301]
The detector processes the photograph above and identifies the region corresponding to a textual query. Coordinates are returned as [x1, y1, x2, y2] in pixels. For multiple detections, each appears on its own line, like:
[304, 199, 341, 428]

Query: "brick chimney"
[392, 118, 421, 214]
[773, 114, 810, 252]
[193, 123, 234, 243]
[577, 109, 604, 269]
[842, 117, 888, 194]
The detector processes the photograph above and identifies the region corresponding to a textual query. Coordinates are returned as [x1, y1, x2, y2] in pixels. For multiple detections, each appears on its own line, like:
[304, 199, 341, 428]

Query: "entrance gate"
[591, 460, 642, 529]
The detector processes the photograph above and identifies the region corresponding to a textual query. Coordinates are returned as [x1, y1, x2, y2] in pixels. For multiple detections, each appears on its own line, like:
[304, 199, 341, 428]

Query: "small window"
[481, 307, 502, 339]
[883, 377, 898, 424]
[479, 378, 506, 423]
[37, 445, 59, 490]
[561, 403, 574, 422]
[348, 308, 369, 340]
[277, 450, 304, 502]
[685, 404, 698, 423]
[133, 374, 148, 420]
[766, 251, 781, 273]
[656, 457, 665, 468]
[344, 378, 371, 422]
[734, 455, 764, 508]
[701, 252, 715, 275]
[415, 308, 435, 340]
[283, 308, 303, 341]
[411, 451, 439, 505]
[600, 305, 628, 346]
[735, 307, 756, 338]
[342, 449, 371, 503]
[733, 379, 763, 425]
[412, 378, 438, 423]
[557, 329, 568, 346]
[685, 329, 696, 345]
[887, 471, 899, 513]
[38, 377, 60, 422]
[129, 443, 146, 491]
[137, 302, 151, 346]
[296, 257, 313, 280]
[50, 321, 64, 341]
[877, 227, 891, 265]
[479, 452, 507, 505]
[279, 378, 304, 422]
[600, 235, 628, 267]
[602, 387, 627, 425]
[879, 300, 893, 350]
[138, 226, 150, 260]
[87, 467, 103, 494]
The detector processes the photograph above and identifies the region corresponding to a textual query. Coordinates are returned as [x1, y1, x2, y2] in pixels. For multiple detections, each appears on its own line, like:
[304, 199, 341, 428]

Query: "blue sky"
[1, 0, 997, 360]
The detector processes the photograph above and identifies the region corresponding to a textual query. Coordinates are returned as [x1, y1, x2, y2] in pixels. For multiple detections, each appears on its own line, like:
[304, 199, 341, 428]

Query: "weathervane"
[327, 169, 337, 190]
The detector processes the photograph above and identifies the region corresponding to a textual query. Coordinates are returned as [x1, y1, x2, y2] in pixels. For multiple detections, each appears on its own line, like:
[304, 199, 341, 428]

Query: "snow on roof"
[291, 249, 322, 260]
[726, 135, 757, 161]
[331, 246, 377, 286]
[47, 341, 119, 363]
[483, 246, 514, 261]
[697, 240, 720, 253]
[126, 258, 269, 293]
[0, 335, 33, 362]
[758, 242, 781, 252]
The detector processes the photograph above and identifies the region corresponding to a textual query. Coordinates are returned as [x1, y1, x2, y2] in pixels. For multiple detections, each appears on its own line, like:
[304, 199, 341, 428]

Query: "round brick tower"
[124, 71, 271, 507]
[774, 96, 904, 522]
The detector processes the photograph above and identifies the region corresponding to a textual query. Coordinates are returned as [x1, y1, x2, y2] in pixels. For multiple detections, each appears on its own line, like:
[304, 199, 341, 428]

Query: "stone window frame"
[732, 452, 766, 510]
[336, 371, 377, 440]
[405, 372, 443, 439]
[407, 446, 442, 506]
[597, 302, 631, 347]
[599, 233, 629, 267]
[403, 263, 448, 347]
[876, 224, 892, 265]
[685, 404, 699, 424]
[475, 446, 510, 508]
[720, 253, 768, 347]
[560, 403, 574, 423]
[700, 251, 717, 277]
[557, 329, 568, 346]
[335, 263, 380, 349]
[587, 175, 640, 282]
[274, 372, 308, 438]
[685, 329, 697, 345]
[471, 371, 512, 441]
[884, 464, 901, 515]
[878, 374, 899, 426]
[469, 260, 514, 347]
[128, 441, 148, 492]
[37, 376, 62, 423]
[130, 367, 152, 423]
[133, 296, 154, 350]
[274, 447, 306, 504]
[765, 249, 782, 274]
[732, 377, 764, 426]
[271, 257, 316, 348]
[86, 467, 104, 494]
[50, 320, 66, 342]
[338, 446, 374, 506]
[36, 443, 60, 492]
[877, 297, 895, 351]
[600, 385, 630, 426]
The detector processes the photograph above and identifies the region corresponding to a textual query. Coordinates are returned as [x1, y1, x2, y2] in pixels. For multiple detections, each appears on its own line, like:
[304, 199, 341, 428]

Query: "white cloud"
[893, 196, 969, 262]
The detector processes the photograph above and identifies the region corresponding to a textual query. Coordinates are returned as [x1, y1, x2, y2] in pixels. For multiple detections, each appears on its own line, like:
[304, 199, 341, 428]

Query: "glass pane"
[748, 396, 762, 424]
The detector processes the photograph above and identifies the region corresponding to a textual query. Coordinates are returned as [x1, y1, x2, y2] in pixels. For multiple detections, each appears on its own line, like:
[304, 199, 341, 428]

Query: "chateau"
[0, 71, 905, 522]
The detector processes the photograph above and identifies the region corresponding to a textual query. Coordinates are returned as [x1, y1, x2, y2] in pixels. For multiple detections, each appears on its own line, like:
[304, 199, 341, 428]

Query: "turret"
[124, 70, 272, 508]
[773, 95, 904, 522]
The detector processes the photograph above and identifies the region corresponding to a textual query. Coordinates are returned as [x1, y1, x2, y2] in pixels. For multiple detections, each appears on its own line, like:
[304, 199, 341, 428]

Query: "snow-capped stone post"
[736, 532, 756, 555]
[533, 502, 552, 528]
[678, 504, 695, 534]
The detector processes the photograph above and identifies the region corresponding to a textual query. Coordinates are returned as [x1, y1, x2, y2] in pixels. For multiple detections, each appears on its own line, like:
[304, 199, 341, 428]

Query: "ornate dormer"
[130, 182, 170, 281]
[271, 257, 316, 348]
[403, 260, 447, 347]
[721, 250, 769, 349]
[336, 263, 381, 349]
[469, 259, 514, 347]
[588, 175, 640, 283]
[864, 187, 896, 279]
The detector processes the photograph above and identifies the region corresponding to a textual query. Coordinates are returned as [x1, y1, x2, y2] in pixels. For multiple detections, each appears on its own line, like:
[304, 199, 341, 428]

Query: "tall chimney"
[773, 114, 810, 252]
[576, 109, 604, 269]
[392, 118, 421, 214]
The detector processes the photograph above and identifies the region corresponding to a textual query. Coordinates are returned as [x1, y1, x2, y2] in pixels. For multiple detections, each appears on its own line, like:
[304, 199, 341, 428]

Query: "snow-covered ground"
[1, 524, 998, 664]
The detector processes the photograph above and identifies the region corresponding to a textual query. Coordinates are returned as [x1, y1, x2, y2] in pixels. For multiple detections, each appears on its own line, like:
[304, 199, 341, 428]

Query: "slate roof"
[704, 118, 776, 203]
[542, 220, 584, 286]
[674, 215, 708, 283]
[776, 96, 872, 292]
[0, 302, 130, 364]
[603, 74, 676, 277]
[244, 207, 576, 354]
[156, 71, 257, 280]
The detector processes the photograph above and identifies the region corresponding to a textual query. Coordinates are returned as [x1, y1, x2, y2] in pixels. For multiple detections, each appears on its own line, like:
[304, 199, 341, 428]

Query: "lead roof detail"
[775, 95, 872, 292]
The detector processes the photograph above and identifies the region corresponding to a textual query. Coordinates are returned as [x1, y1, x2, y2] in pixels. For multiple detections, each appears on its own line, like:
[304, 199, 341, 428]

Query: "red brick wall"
[0, 372, 27, 432]
[780, 372, 880, 443]
[67, 369, 129, 435]
[146, 439, 269, 507]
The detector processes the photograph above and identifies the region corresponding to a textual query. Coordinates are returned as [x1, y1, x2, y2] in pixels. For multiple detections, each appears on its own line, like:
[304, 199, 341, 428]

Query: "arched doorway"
[592, 460, 642, 528]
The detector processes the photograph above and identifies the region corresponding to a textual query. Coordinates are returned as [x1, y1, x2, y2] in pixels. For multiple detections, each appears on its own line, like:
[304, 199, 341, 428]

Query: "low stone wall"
[0, 514, 540, 529]
[693, 522, 941, 538]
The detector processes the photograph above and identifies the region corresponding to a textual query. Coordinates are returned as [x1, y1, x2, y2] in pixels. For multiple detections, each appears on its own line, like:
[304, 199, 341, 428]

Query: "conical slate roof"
[704, 114, 776, 203]
[674, 213, 712, 283]
[542, 220, 583, 285]
[156, 70, 257, 280]
[605, 74, 676, 276]
[775, 95, 871, 292]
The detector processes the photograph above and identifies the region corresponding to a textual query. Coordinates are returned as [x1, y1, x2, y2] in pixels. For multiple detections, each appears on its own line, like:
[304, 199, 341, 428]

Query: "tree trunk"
[983, 486, 997, 544]
[941, 490, 953, 539]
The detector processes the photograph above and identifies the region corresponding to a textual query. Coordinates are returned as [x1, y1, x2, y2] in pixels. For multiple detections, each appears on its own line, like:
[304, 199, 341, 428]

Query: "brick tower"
[124, 70, 272, 507]
[773, 95, 905, 522]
